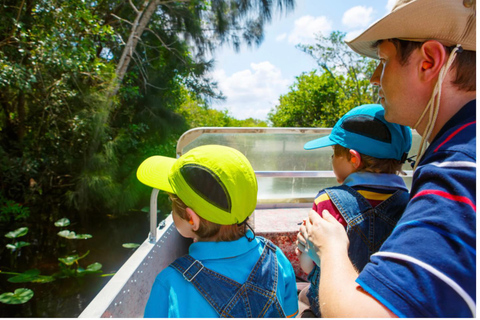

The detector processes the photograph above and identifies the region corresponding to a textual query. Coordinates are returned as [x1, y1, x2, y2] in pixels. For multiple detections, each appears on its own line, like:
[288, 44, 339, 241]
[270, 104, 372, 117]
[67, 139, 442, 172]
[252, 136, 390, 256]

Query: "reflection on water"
[0, 210, 159, 317]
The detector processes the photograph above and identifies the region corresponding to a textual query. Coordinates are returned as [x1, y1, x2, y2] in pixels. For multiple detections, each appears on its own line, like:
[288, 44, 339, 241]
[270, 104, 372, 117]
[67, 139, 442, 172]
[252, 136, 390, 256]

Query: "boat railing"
[80, 126, 421, 318]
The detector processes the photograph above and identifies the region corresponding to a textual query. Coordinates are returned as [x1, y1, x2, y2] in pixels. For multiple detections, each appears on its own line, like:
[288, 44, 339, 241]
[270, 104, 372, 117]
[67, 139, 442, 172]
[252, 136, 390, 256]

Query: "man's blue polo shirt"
[357, 100, 476, 317]
[144, 230, 299, 318]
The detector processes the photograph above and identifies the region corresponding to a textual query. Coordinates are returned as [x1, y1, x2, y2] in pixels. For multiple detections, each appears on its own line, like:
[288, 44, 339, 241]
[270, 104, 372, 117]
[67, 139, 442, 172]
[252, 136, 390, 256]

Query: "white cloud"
[287, 15, 332, 44]
[342, 6, 374, 29]
[386, 0, 396, 12]
[344, 29, 363, 42]
[210, 62, 290, 120]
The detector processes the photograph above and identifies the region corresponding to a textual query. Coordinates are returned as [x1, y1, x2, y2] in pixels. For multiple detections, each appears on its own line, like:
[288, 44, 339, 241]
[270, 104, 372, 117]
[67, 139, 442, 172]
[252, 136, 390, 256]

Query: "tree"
[269, 31, 378, 127]
[268, 71, 344, 127]
[178, 89, 268, 127]
[0, 0, 290, 222]
[297, 31, 378, 111]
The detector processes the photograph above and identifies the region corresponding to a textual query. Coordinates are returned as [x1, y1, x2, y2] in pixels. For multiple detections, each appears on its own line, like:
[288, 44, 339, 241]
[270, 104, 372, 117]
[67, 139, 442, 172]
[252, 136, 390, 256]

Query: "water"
[0, 211, 156, 317]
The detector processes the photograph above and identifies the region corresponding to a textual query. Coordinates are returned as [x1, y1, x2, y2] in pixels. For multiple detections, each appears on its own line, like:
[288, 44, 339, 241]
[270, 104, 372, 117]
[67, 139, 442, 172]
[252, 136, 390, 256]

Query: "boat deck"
[255, 207, 309, 281]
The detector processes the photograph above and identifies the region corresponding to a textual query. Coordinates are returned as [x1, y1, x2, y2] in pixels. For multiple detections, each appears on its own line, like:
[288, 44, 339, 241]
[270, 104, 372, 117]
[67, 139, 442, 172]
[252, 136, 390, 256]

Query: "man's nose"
[370, 63, 382, 86]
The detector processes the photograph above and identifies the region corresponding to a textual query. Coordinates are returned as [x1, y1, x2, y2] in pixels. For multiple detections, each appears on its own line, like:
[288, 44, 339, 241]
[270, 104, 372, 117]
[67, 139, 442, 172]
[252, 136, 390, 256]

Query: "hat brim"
[304, 136, 336, 150]
[346, 0, 476, 59]
[136, 156, 177, 193]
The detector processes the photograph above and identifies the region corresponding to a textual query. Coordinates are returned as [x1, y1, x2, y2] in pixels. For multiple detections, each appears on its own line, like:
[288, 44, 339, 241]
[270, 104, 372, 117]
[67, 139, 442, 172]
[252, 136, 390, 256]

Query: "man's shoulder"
[432, 100, 476, 157]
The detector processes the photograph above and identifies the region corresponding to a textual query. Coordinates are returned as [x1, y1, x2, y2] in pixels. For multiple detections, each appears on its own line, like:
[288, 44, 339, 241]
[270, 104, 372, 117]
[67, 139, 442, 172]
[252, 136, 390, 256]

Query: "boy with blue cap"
[137, 145, 299, 318]
[297, 104, 412, 317]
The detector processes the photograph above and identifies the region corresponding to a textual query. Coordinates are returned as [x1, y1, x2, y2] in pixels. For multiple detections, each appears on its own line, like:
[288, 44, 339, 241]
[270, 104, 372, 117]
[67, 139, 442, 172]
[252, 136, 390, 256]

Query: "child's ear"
[186, 207, 201, 232]
[349, 149, 362, 169]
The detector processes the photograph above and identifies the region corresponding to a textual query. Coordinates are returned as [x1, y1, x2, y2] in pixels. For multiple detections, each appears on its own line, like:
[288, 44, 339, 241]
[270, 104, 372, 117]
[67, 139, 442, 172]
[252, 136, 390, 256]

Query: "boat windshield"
[177, 127, 420, 208]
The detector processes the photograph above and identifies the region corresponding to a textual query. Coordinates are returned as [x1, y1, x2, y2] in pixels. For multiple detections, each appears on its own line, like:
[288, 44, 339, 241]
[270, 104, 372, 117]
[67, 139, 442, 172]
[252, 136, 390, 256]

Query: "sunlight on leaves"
[122, 243, 140, 249]
[0, 288, 34, 304]
[54, 218, 70, 227]
[57, 230, 92, 239]
[5, 227, 29, 239]
[58, 251, 90, 266]
[6, 241, 31, 252]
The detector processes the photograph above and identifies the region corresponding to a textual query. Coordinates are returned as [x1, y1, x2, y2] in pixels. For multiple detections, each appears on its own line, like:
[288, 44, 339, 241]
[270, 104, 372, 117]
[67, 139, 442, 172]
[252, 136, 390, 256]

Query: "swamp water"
[0, 209, 164, 317]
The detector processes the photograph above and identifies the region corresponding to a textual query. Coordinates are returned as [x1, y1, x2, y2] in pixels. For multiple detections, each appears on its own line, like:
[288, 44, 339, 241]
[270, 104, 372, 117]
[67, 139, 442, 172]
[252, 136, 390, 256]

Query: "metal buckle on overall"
[183, 260, 204, 282]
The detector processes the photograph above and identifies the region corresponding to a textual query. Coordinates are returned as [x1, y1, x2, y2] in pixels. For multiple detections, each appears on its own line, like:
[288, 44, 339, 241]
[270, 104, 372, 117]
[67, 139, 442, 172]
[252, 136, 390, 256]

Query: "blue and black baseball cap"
[304, 104, 412, 161]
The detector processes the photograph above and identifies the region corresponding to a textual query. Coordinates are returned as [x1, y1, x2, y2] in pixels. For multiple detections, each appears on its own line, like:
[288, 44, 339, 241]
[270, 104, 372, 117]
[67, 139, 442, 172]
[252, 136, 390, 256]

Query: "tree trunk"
[112, 0, 160, 97]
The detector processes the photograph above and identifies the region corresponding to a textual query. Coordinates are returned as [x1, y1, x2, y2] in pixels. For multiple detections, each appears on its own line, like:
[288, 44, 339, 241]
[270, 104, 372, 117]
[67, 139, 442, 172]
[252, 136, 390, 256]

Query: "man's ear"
[418, 40, 447, 82]
[186, 207, 201, 232]
[349, 149, 362, 169]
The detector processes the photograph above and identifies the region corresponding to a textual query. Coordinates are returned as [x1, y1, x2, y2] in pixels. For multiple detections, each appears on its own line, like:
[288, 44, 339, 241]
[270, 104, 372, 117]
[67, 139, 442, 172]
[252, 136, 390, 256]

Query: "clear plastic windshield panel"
[177, 128, 419, 208]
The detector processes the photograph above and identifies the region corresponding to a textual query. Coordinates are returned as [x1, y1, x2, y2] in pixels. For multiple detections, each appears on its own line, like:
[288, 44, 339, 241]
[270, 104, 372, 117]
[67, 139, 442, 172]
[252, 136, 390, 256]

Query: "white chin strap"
[412, 44, 462, 171]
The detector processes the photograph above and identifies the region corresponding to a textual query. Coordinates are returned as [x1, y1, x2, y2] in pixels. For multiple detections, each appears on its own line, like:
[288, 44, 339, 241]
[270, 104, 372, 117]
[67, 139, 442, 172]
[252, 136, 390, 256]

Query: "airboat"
[79, 127, 418, 318]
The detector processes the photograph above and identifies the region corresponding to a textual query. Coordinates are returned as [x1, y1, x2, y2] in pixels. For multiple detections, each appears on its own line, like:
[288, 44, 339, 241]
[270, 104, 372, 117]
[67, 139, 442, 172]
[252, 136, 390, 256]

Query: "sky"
[208, 0, 397, 121]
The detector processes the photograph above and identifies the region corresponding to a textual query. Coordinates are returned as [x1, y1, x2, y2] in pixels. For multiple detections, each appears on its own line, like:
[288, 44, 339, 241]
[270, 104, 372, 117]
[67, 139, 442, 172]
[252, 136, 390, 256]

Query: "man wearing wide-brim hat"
[297, 0, 476, 317]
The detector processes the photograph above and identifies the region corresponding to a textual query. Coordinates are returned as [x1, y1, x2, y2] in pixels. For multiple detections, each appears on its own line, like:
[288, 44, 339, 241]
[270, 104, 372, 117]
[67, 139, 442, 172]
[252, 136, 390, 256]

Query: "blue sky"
[208, 0, 396, 121]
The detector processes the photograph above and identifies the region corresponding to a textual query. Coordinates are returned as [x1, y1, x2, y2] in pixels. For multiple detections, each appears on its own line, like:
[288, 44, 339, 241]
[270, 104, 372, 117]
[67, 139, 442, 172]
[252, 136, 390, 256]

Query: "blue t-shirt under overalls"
[144, 230, 299, 318]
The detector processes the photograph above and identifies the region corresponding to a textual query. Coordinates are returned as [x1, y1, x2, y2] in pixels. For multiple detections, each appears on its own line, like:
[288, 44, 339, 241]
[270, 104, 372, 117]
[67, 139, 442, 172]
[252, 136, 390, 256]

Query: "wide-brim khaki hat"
[346, 0, 476, 59]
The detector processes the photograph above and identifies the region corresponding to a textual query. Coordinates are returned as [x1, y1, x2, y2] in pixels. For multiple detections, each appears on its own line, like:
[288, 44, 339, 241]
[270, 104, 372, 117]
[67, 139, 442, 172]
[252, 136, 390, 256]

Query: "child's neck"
[194, 234, 220, 242]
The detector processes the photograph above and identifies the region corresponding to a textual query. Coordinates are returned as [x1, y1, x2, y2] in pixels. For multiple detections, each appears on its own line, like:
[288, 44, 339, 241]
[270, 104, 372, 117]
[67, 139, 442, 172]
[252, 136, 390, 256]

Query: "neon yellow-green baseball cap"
[136, 145, 258, 225]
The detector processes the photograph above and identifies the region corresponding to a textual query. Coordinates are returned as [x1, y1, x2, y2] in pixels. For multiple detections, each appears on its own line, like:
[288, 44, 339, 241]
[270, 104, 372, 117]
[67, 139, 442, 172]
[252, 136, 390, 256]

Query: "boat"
[79, 127, 419, 318]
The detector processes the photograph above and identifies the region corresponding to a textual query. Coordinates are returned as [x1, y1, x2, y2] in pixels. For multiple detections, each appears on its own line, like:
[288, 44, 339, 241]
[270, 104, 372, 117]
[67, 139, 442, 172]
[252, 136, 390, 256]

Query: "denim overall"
[171, 237, 286, 318]
[306, 185, 409, 316]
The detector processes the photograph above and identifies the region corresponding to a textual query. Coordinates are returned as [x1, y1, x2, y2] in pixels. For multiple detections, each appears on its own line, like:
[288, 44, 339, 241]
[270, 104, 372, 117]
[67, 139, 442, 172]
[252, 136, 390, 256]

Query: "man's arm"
[301, 209, 397, 318]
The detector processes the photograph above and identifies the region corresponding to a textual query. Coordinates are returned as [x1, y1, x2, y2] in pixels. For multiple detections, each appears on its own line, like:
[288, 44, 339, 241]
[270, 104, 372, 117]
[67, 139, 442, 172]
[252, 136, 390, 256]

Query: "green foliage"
[5, 269, 55, 284]
[58, 251, 90, 266]
[56, 251, 103, 278]
[269, 31, 378, 127]
[0, 288, 34, 305]
[6, 241, 30, 252]
[177, 89, 268, 127]
[4, 227, 28, 239]
[122, 243, 140, 249]
[268, 71, 344, 127]
[54, 218, 70, 227]
[0, 195, 30, 223]
[57, 230, 92, 240]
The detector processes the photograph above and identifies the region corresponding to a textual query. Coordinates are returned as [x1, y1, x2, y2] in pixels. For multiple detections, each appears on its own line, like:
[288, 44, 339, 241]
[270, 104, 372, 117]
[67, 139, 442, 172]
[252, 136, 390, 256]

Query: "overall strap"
[245, 237, 277, 285]
[325, 185, 372, 227]
[170, 255, 241, 316]
[232, 237, 285, 318]
[374, 189, 410, 215]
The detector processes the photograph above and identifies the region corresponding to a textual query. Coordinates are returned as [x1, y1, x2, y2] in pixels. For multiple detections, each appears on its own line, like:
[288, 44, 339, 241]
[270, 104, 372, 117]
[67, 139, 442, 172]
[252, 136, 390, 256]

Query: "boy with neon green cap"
[137, 145, 299, 318]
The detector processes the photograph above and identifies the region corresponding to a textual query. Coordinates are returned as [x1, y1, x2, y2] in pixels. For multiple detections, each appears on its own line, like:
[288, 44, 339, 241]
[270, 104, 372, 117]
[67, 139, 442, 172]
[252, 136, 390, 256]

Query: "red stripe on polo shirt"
[413, 189, 476, 211]
[434, 121, 476, 153]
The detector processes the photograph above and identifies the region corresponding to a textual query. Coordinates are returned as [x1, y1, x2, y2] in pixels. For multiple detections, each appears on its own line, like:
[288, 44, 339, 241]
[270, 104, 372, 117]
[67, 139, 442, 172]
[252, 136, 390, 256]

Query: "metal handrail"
[176, 127, 332, 156]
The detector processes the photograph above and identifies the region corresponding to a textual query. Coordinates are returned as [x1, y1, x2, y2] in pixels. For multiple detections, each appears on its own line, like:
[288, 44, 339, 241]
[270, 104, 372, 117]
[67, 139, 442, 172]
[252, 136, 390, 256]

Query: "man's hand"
[301, 209, 350, 261]
[297, 217, 320, 266]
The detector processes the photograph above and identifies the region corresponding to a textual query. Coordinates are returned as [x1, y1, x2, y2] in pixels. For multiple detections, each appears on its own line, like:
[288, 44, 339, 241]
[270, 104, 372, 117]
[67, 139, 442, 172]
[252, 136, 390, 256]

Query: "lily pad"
[5, 227, 28, 239]
[57, 230, 92, 239]
[86, 262, 102, 272]
[0, 288, 34, 304]
[122, 243, 140, 249]
[6, 241, 31, 252]
[77, 262, 103, 275]
[58, 251, 89, 266]
[57, 230, 76, 239]
[54, 218, 70, 227]
[7, 269, 40, 283]
[75, 233, 92, 239]
[7, 269, 55, 284]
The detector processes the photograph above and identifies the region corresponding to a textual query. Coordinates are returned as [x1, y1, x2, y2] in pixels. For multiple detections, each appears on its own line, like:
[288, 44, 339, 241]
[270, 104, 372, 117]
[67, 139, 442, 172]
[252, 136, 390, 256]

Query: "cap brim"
[136, 156, 177, 193]
[304, 136, 335, 150]
[346, 0, 476, 59]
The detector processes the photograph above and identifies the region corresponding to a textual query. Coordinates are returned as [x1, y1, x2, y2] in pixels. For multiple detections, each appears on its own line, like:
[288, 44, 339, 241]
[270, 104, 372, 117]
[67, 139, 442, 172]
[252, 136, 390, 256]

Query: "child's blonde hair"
[333, 145, 406, 175]
[169, 193, 247, 242]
